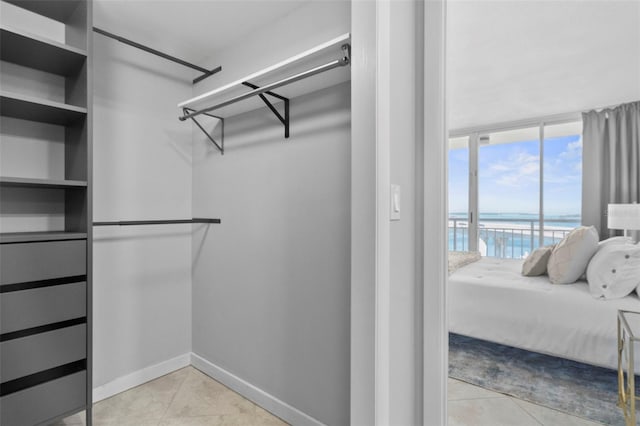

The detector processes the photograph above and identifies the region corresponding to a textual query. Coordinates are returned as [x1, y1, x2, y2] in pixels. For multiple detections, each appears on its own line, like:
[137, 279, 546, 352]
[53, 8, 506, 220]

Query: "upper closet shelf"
[177, 33, 351, 153]
[1, 25, 87, 76]
[3, 0, 82, 22]
[0, 91, 87, 125]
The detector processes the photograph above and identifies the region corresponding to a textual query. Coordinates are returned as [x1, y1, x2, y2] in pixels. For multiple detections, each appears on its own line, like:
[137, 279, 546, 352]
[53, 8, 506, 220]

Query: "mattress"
[448, 257, 640, 370]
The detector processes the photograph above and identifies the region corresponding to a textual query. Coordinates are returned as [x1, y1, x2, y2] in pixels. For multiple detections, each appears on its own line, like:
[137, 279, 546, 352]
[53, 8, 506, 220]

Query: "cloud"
[559, 137, 582, 160]
[545, 137, 582, 184]
[484, 150, 539, 188]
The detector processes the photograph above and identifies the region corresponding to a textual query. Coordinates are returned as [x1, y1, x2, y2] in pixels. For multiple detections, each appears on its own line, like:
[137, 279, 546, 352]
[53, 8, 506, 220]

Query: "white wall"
[194, 1, 351, 96]
[190, 2, 351, 425]
[389, 1, 420, 424]
[423, 0, 448, 424]
[92, 34, 193, 391]
[349, 1, 376, 423]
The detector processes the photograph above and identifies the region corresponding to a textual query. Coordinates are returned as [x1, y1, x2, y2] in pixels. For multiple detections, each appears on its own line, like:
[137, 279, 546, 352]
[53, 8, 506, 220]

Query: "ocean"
[448, 212, 580, 258]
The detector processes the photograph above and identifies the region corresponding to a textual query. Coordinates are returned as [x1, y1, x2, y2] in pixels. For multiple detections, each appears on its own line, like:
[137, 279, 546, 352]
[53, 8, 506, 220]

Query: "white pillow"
[599, 236, 633, 248]
[522, 245, 555, 276]
[547, 226, 599, 284]
[587, 244, 640, 299]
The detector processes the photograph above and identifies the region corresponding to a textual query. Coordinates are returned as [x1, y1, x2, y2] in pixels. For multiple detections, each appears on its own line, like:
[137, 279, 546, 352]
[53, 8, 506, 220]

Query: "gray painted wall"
[191, 82, 351, 426]
[92, 35, 193, 389]
[190, 2, 351, 425]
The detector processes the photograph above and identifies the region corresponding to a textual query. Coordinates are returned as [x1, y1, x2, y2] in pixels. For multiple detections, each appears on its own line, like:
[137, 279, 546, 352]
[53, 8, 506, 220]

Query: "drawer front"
[0, 371, 86, 426]
[0, 282, 86, 334]
[1, 324, 86, 382]
[0, 240, 86, 285]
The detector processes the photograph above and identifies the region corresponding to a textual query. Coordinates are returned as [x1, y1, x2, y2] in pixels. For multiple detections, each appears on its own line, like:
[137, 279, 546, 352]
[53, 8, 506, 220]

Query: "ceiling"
[94, 0, 640, 130]
[93, 0, 311, 66]
[448, 0, 640, 130]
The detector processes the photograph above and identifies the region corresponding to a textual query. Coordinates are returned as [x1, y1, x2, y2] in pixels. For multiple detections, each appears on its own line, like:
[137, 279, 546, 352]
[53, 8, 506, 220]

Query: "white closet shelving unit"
[178, 33, 351, 154]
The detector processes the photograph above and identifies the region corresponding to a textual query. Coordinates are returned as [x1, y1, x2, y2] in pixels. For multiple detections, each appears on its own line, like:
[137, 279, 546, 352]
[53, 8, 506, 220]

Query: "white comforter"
[448, 257, 640, 370]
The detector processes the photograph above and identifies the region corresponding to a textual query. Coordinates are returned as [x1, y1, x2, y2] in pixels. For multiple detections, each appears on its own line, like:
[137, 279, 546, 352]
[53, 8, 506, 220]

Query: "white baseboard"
[92, 353, 191, 403]
[190, 353, 324, 426]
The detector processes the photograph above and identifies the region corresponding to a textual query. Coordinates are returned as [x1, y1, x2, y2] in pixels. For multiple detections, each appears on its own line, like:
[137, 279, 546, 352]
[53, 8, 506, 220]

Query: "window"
[448, 136, 469, 251]
[448, 120, 582, 258]
[543, 121, 583, 245]
[478, 127, 540, 258]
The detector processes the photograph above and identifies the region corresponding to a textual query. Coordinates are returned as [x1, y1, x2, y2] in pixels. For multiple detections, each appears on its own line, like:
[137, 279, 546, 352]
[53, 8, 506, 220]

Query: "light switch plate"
[391, 184, 400, 221]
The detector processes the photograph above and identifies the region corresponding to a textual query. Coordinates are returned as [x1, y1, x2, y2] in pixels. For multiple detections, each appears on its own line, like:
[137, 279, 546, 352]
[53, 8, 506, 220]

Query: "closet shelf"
[0, 177, 87, 189]
[179, 33, 350, 118]
[177, 33, 351, 153]
[1, 25, 87, 76]
[0, 232, 87, 244]
[4, 0, 82, 22]
[0, 91, 87, 125]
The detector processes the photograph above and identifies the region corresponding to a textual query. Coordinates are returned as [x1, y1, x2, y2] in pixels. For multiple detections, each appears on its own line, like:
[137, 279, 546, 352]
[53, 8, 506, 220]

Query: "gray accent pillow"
[522, 245, 555, 276]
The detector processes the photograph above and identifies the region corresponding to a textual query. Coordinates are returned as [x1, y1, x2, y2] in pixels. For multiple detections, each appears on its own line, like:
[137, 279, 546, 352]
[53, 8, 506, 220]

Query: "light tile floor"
[55, 367, 288, 426]
[56, 369, 604, 426]
[448, 378, 604, 426]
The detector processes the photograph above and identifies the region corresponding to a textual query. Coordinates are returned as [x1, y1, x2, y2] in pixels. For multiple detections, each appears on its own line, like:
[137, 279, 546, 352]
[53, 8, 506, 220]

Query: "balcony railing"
[448, 217, 577, 259]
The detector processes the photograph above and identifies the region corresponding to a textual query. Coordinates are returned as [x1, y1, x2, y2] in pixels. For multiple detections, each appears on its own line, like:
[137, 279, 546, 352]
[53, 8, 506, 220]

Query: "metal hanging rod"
[93, 27, 221, 84]
[179, 45, 350, 122]
[93, 218, 221, 226]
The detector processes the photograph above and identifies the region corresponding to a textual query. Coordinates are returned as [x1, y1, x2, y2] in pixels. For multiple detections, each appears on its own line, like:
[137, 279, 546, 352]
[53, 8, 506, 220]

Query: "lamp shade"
[608, 204, 640, 230]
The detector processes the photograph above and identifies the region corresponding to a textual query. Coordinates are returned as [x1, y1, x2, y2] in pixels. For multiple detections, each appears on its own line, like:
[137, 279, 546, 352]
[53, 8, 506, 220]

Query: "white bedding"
[448, 257, 640, 370]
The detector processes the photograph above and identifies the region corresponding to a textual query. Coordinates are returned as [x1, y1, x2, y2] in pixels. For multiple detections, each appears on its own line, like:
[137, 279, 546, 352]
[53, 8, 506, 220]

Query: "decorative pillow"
[547, 226, 599, 284]
[522, 245, 555, 276]
[598, 236, 632, 248]
[577, 237, 633, 281]
[587, 244, 640, 299]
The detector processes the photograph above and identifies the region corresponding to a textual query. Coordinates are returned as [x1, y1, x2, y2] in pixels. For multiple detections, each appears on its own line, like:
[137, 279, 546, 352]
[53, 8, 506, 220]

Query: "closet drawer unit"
[0, 239, 86, 285]
[0, 281, 86, 334]
[1, 324, 86, 383]
[0, 370, 86, 426]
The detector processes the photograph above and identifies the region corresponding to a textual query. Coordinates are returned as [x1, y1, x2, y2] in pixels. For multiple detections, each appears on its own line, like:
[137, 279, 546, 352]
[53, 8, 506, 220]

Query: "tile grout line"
[158, 366, 194, 422]
[448, 395, 509, 401]
[512, 398, 607, 426]
[511, 398, 554, 426]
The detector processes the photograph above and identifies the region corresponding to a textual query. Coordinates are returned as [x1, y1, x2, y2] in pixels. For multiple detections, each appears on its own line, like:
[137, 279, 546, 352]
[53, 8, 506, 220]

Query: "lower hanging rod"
[93, 218, 221, 226]
[179, 52, 350, 121]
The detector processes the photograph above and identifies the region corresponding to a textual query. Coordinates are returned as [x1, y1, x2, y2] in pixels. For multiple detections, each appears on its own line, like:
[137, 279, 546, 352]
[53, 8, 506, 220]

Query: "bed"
[448, 257, 640, 370]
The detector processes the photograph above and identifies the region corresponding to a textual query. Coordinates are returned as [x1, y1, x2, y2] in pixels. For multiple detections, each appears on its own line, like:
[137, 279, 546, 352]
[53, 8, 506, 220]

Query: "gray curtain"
[582, 101, 640, 239]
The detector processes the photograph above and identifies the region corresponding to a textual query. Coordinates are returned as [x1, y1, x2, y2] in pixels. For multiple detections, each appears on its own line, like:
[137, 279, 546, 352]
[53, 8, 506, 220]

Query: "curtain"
[582, 101, 640, 239]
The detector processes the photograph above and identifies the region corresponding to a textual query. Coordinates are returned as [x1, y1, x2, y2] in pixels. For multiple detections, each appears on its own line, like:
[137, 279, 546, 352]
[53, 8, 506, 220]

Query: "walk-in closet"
[0, 1, 432, 425]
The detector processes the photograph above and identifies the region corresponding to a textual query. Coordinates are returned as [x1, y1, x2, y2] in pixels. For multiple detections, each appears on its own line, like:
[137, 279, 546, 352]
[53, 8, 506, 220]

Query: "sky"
[448, 134, 582, 217]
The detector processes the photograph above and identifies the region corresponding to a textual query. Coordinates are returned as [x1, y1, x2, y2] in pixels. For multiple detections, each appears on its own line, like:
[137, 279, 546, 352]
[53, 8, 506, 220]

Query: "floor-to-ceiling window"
[448, 119, 582, 258]
[542, 121, 583, 246]
[478, 126, 540, 258]
[448, 136, 470, 251]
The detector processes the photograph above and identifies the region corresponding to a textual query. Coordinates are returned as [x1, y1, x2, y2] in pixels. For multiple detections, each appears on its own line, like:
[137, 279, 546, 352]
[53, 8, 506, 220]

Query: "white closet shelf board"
[178, 33, 351, 119]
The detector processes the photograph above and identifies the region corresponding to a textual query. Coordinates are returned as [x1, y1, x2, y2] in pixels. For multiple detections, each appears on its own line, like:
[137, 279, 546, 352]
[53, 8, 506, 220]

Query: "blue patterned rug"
[449, 333, 636, 425]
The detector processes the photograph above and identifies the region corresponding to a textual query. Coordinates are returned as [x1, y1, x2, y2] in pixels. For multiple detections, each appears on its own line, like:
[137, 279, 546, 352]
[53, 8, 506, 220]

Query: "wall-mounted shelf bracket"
[242, 82, 290, 138]
[183, 108, 225, 154]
